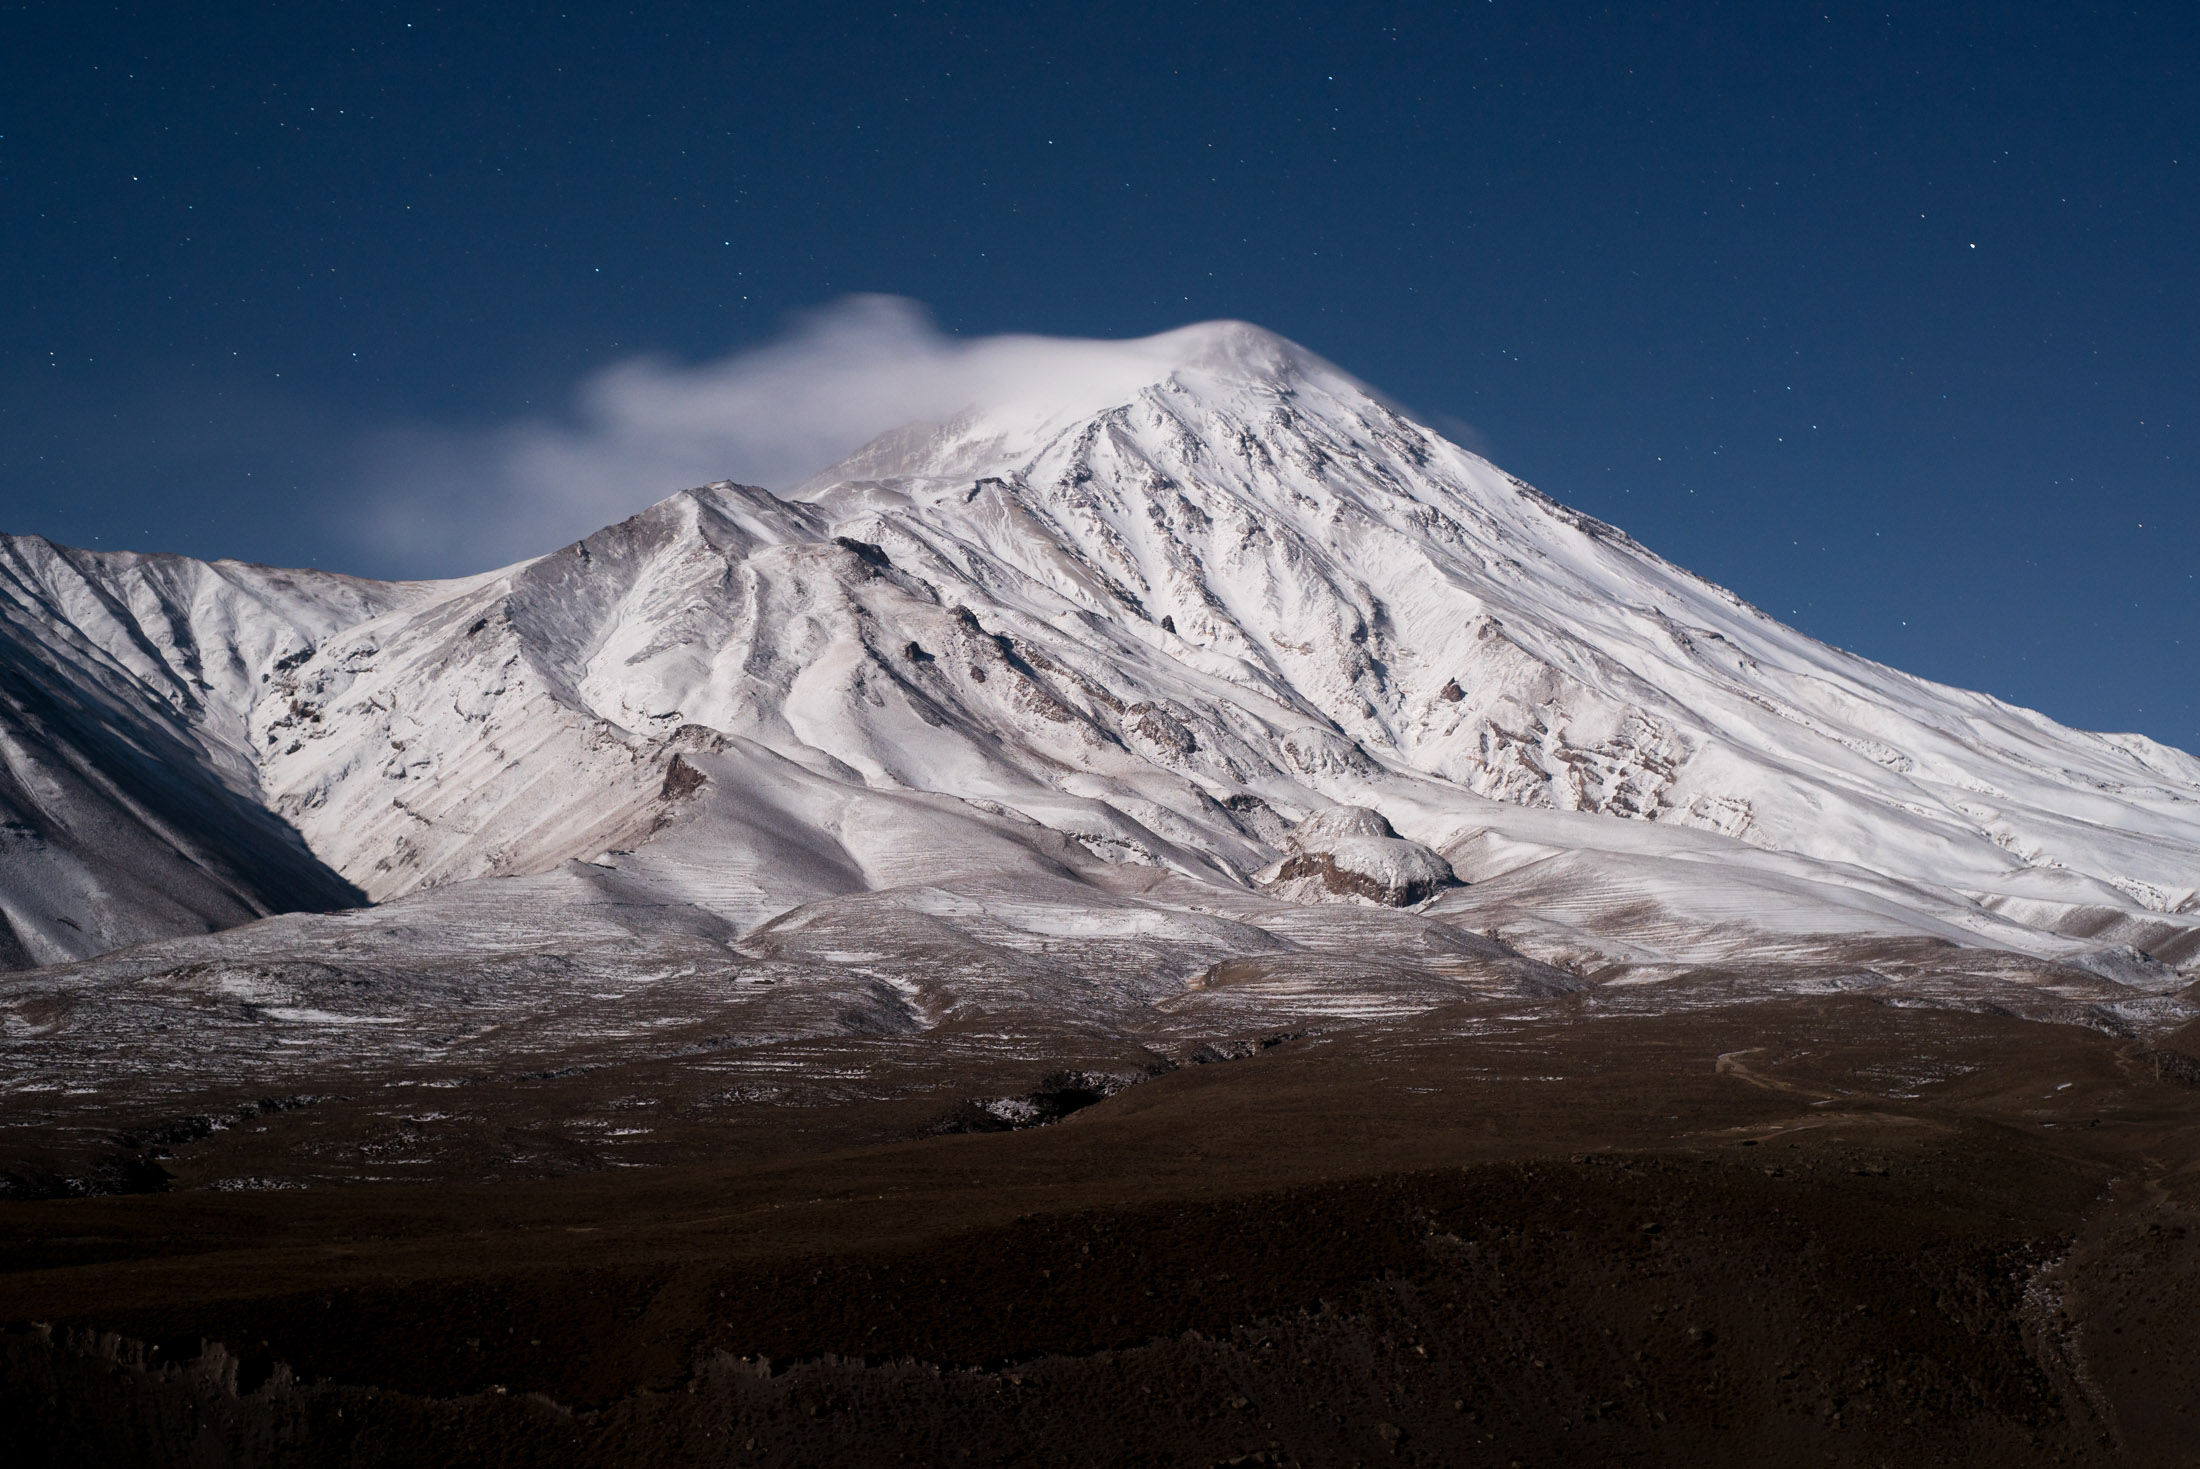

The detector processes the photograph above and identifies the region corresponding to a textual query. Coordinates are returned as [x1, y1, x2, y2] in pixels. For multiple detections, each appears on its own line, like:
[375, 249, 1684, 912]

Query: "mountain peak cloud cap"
[932, 314, 1371, 425]
[788, 309, 1389, 494]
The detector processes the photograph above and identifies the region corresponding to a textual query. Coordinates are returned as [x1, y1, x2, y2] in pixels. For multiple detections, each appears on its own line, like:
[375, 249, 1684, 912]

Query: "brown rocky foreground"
[5, 995, 2200, 1467]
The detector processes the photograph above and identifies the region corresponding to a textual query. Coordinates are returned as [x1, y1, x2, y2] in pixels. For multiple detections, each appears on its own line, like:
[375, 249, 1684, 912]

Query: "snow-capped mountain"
[4, 321, 2198, 978]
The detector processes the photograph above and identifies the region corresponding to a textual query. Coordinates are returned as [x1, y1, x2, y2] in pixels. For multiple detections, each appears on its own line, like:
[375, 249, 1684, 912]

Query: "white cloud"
[348, 296, 1188, 575]
[344, 295, 1461, 577]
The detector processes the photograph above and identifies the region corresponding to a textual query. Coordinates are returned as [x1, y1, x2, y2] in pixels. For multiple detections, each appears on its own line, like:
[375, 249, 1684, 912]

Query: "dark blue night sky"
[3, 2, 2194, 747]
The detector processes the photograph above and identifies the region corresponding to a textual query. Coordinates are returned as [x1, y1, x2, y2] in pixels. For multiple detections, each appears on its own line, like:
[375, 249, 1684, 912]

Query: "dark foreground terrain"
[7, 994, 2200, 1467]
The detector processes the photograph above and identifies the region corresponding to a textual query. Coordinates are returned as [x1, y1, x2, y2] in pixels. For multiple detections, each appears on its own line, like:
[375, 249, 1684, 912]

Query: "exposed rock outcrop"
[1256, 806, 1460, 908]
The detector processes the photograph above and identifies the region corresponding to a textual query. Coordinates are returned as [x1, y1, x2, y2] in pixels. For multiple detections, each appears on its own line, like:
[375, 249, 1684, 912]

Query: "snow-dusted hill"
[5, 321, 2198, 983]
[0, 539, 419, 967]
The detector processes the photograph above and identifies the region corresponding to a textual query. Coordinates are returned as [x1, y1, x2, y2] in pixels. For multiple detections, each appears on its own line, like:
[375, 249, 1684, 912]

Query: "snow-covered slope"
[781, 323, 2200, 915]
[0, 538, 413, 967]
[5, 320, 2198, 979]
